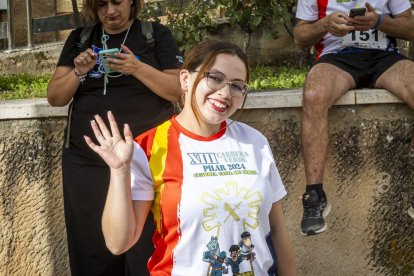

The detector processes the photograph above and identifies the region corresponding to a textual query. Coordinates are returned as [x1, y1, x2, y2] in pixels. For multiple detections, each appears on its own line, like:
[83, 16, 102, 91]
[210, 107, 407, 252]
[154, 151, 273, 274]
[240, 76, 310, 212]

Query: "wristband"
[374, 14, 382, 30]
[74, 68, 86, 83]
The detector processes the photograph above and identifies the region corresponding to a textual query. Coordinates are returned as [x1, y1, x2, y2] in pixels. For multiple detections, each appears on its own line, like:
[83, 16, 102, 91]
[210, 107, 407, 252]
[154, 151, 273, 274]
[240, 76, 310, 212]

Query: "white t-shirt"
[131, 117, 287, 275]
[296, 0, 412, 58]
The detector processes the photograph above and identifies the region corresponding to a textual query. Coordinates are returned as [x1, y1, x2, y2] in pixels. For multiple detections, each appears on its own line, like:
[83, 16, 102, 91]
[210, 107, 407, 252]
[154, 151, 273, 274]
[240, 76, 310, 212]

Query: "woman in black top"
[47, 0, 183, 275]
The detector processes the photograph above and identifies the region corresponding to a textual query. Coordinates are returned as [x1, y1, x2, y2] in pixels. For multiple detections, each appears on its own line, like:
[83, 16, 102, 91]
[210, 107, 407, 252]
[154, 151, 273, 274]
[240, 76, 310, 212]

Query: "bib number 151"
[351, 30, 379, 41]
[342, 30, 387, 49]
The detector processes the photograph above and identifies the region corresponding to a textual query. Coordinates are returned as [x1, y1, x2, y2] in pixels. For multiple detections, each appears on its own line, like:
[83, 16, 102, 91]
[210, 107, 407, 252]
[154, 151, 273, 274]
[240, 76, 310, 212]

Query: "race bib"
[342, 30, 387, 49]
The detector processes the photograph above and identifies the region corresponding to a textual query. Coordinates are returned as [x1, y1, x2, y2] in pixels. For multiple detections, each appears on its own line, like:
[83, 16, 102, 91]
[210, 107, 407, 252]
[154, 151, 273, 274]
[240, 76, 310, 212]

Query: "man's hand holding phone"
[348, 3, 381, 31]
[323, 12, 354, 37]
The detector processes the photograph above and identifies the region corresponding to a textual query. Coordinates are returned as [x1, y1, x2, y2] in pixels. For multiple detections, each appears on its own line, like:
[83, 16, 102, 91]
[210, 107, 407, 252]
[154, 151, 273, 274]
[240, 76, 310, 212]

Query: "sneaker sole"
[301, 202, 332, 236]
[323, 202, 332, 219]
[408, 206, 414, 219]
[301, 224, 328, 236]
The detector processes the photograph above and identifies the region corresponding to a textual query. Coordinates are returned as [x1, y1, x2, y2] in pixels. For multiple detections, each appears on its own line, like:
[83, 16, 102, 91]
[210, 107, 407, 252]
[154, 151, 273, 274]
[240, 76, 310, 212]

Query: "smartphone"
[99, 48, 120, 73]
[349, 7, 367, 18]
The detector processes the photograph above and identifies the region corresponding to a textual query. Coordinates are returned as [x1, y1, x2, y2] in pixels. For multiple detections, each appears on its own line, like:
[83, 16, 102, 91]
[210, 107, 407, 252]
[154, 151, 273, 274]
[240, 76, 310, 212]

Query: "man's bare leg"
[374, 60, 414, 108]
[301, 63, 355, 235]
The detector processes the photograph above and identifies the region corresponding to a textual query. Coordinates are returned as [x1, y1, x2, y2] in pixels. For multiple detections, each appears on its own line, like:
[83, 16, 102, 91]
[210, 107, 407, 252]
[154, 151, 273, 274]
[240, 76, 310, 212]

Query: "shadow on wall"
[369, 120, 414, 275]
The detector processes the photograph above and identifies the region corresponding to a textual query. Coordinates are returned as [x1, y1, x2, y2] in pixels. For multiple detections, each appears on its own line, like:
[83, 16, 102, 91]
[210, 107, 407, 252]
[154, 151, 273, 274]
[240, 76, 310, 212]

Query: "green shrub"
[0, 66, 309, 100]
[249, 65, 309, 90]
[0, 74, 51, 100]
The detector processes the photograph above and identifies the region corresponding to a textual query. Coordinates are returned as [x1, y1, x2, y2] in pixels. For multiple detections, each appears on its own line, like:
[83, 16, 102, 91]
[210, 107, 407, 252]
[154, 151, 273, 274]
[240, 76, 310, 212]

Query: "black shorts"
[316, 49, 407, 89]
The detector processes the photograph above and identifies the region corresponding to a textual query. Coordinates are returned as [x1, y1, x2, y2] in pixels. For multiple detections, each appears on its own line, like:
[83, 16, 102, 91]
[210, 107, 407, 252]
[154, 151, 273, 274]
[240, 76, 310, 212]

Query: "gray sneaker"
[301, 190, 331, 236]
[408, 201, 414, 219]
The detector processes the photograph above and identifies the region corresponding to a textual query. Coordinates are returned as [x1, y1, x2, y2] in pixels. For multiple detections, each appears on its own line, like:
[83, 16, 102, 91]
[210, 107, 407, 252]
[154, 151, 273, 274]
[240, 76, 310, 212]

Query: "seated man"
[293, 0, 414, 235]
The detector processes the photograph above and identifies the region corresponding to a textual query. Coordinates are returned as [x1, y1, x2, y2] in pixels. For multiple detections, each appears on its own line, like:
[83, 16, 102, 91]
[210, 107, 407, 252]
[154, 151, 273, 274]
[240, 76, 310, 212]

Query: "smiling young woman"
[84, 39, 297, 276]
[176, 53, 248, 136]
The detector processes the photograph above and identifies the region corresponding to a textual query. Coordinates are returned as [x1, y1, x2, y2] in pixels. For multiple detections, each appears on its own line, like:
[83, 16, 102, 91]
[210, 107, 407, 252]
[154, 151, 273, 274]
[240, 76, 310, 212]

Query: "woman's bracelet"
[73, 68, 87, 83]
[374, 14, 383, 31]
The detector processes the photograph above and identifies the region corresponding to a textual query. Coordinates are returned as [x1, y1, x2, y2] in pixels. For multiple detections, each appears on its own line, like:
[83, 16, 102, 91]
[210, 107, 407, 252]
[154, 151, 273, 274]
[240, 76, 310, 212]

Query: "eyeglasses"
[197, 71, 248, 98]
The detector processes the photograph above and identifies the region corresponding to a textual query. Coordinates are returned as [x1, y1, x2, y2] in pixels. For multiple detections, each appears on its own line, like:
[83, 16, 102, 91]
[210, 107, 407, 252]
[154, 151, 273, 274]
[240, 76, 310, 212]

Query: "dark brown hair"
[81, 0, 141, 23]
[182, 39, 249, 122]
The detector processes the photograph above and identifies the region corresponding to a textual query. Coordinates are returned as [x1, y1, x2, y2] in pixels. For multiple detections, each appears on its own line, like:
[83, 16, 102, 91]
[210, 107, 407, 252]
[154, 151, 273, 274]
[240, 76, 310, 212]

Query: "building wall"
[8, 0, 83, 47]
[11, 0, 55, 47]
[0, 10, 6, 49]
[3, 0, 302, 64]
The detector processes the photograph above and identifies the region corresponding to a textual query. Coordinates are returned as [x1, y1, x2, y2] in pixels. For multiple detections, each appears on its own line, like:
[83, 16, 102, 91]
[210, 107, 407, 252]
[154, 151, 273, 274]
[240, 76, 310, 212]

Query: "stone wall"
[214, 23, 302, 66]
[0, 28, 301, 75]
[0, 43, 62, 75]
[0, 118, 69, 275]
[0, 96, 413, 275]
[243, 105, 414, 276]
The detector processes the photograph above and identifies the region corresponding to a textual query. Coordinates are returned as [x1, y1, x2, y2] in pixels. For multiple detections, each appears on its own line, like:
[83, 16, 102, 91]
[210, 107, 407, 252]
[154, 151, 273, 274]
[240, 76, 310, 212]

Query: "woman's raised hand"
[84, 111, 134, 170]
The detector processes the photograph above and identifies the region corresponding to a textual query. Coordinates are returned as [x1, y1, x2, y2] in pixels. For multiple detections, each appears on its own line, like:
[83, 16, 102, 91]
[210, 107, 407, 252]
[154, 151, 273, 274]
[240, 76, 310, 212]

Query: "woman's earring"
[181, 82, 188, 93]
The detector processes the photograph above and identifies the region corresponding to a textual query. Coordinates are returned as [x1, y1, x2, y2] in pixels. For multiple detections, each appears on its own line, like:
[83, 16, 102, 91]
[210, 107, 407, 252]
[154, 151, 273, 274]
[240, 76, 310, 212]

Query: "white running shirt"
[296, 0, 412, 58]
[130, 117, 287, 275]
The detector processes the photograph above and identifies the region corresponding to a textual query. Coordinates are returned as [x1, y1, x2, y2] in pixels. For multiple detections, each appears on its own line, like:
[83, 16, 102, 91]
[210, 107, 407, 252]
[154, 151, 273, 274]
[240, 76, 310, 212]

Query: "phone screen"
[99, 48, 120, 73]
[349, 8, 366, 18]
